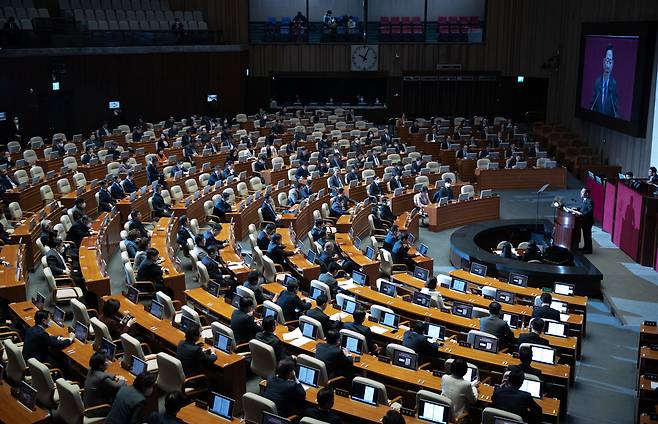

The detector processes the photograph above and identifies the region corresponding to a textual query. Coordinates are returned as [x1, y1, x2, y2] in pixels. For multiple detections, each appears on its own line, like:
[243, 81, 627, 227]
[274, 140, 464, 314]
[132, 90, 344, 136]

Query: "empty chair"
[72, 172, 87, 188]
[27, 358, 60, 409]
[156, 352, 206, 396]
[481, 407, 524, 424]
[352, 376, 396, 405]
[3, 339, 27, 385]
[416, 390, 454, 422]
[14, 169, 29, 185]
[54, 378, 109, 423]
[476, 158, 490, 169]
[63, 156, 78, 171]
[40, 185, 55, 203]
[120, 333, 158, 372]
[249, 339, 277, 378]
[460, 184, 475, 199]
[70, 298, 94, 336]
[243, 392, 278, 424]
[184, 178, 199, 194]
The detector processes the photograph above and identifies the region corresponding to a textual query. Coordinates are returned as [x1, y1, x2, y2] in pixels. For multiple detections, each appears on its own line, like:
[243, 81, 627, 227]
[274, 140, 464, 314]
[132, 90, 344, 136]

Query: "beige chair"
[467, 330, 499, 347]
[63, 156, 78, 171]
[249, 339, 277, 378]
[89, 317, 120, 351]
[236, 182, 249, 197]
[155, 291, 181, 323]
[107, 162, 121, 176]
[28, 358, 60, 409]
[361, 169, 376, 180]
[339, 329, 368, 354]
[120, 333, 158, 372]
[299, 315, 325, 340]
[23, 149, 38, 165]
[249, 176, 264, 191]
[72, 172, 87, 188]
[461, 184, 475, 199]
[262, 300, 287, 325]
[7, 202, 22, 221]
[170, 185, 184, 202]
[243, 392, 278, 424]
[198, 173, 210, 187]
[3, 339, 28, 385]
[57, 178, 72, 194]
[210, 321, 251, 355]
[352, 376, 399, 405]
[13, 169, 29, 185]
[156, 352, 206, 397]
[54, 378, 109, 423]
[476, 158, 490, 170]
[123, 262, 156, 294]
[517, 242, 529, 250]
[426, 161, 440, 173]
[36, 238, 50, 255]
[416, 390, 454, 422]
[310, 280, 332, 302]
[60, 214, 73, 232]
[441, 172, 456, 183]
[379, 249, 407, 277]
[369, 304, 394, 322]
[30, 165, 45, 180]
[45, 267, 83, 304]
[296, 354, 346, 387]
[385, 343, 418, 361]
[71, 298, 96, 337]
[180, 305, 212, 337]
[185, 178, 199, 194]
[261, 256, 287, 283]
[481, 407, 524, 424]
[277, 192, 289, 208]
[236, 285, 257, 306]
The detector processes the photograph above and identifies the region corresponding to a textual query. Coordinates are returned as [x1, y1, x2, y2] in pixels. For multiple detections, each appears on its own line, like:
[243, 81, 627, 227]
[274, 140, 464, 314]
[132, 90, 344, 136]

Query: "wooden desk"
[116, 188, 151, 222]
[79, 212, 121, 306]
[177, 403, 241, 423]
[476, 167, 567, 190]
[0, 245, 27, 302]
[261, 168, 289, 186]
[334, 233, 379, 287]
[60, 182, 99, 217]
[151, 218, 186, 301]
[425, 196, 500, 232]
[0, 376, 49, 423]
[10, 205, 62, 270]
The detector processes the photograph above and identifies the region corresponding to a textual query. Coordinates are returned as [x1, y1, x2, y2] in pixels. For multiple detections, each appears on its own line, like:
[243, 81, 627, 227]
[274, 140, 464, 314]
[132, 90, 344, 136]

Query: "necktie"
[602, 80, 607, 107]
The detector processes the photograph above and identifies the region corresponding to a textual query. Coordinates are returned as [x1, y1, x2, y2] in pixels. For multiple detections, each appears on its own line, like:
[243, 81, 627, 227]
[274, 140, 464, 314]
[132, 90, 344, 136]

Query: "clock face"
[351, 45, 378, 71]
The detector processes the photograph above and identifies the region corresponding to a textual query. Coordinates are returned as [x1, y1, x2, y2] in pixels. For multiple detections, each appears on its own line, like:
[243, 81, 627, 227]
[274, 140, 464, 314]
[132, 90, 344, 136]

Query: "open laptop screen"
[417, 399, 448, 423]
[392, 349, 418, 370]
[351, 381, 379, 405]
[209, 392, 234, 420]
[413, 266, 430, 282]
[473, 334, 498, 353]
[469, 262, 487, 277]
[341, 333, 363, 355]
[508, 273, 528, 287]
[296, 364, 319, 387]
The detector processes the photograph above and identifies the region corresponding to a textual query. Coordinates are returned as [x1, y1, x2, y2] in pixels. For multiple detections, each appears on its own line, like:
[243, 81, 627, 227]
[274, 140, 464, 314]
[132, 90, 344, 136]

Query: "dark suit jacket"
[84, 370, 122, 410]
[402, 330, 439, 361]
[389, 177, 403, 191]
[591, 75, 619, 117]
[255, 331, 288, 362]
[128, 219, 149, 239]
[343, 322, 375, 353]
[491, 386, 542, 424]
[267, 243, 294, 267]
[380, 204, 395, 223]
[256, 230, 270, 251]
[136, 259, 163, 285]
[306, 307, 340, 335]
[263, 376, 306, 418]
[110, 182, 125, 199]
[302, 408, 343, 424]
[507, 363, 543, 379]
[260, 203, 277, 223]
[518, 332, 549, 347]
[22, 325, 72, 362]
[532, 305, 561, 322]
[276, 290, 310, 321]
[105, 385, 147, 424]
[230, 309, 262, 344]
[368, 182, 383, 197]
[98, 188, 115, 212]
[122, 179, 137, 193]
[433, 187, 453, 203]
[66, 221, 91, 246]
[201, 256, 223, 281]
[46, 249, 67, 276]
[480, 315, 515, 346]
[151, 192, 167, 215]
[176, 226, 194, 247]
[213, 199, 232, 219]
[176, 341, 217, 377]
[146, 164, 159, 183]
[315, 343, 353, 379]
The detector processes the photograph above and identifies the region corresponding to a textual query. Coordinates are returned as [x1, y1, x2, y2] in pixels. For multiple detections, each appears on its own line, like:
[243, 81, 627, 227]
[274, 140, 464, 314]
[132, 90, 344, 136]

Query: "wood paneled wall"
[247, 0, 658, 175]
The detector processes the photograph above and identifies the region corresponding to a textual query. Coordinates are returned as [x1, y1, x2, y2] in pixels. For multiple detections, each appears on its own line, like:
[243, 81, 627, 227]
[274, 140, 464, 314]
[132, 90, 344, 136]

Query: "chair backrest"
[70, 298, 91, 328]
[242, 392, 277, 424]
[54, 378, 85, 424]
[415, 175, 430, 187]
[185, 178, 199, 194]
[23, 149, 38, 165]
[63, 156, 77, 171]
[310, 280, 331, 302]
[461, 184, 475, 198]
[378, 249, 394, 276]
[467, 329, 498, 346]
[196, 261, 210, 287]
[385, 342, 415, 359]
[261, 256, 279, 282]
[263, 300, 286, 324]
[181, 305, 202, 326]
[61, 214, 73, 231]
[28, 358, 58, 409]
[35, 237, 49, 255]
[249, 339, 277, 378]
[482, 407, 524, 424]
[299, 315, 325, 340]
[370, 304, 394, 321]
[211, 321, 236, 346]
[352, 376, 388, 404]
[339, 329, 368, 354]
[156, 352, 185, 392]
[476, 158, 490, 169]
[441, 172, 456, 183]
[277, 192, 288, 207]
[30, 165, 45, 179]
[416, 390, 453, 421]
[249, 176, 263, 191]
[3, 339, 26, 384]
[57, 178, 72, 194]
[296, 354, 330, 387]
[155, 291, 177, 321]
[236, 285, 257, 306]
[170, 185, 184, 201]
[7, 202, 22, 220]
[120, 333, 147, 368]
[90, 317, 112, 350]
[237, 182, 248, 197]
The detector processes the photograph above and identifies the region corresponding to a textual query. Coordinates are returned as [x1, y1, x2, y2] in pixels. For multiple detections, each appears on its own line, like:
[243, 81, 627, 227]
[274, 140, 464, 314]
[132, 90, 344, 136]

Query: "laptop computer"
[300, 321, 318, 340]
[214, 333, 232, 354]
[530, 345, 556, 364]
[262, 412, 292, 424]
[208, 280, 221, 297]
[149, 300, 164, 319]
[550, 300, 568, 314]
[451, 302, 473, 318]
[230, 293, 243, 308]
[263, 304, 278, 319]
[469, 262, 487, 277]
[450, 279, 468, 293]
[412, 291, 432, 308]
[417, 398, 449, 423]
[341, 333, 363, 355]
[352, 271, 367, 286]
[296, 364, 319, 388]
[309, 286, 324, 300]
[378, 311, 400, 329]
[74, 321, 88, 342]
[472, 334, 498, 353]
[545, 320, 568, 338]
[179, 315, 196, 332]
[306, 250, 316, 264]
[379, 280, 397, 297]
[413, 266, 430, 282]
[425, 323, 446, 341]
[502, 313, 519, 329]
[17, 381, 37, 411]
[130, 355, 147, 376]
[392, 349, 418, 370]
[365, 246, 375, 260]
[100, 338, 116, 360]
[341, 298, 357, 315]
[208, 392, 234, 420]
[520, 378, 542, 398]
[417, 243, 429, 256]
[508, 273, 528, 287]
[495, 290, 515, 304]
[53, 306, 65, 326]
[351, 380, 379, 405]
[33, 292, 46, 310]
[126, 286, 139, 304]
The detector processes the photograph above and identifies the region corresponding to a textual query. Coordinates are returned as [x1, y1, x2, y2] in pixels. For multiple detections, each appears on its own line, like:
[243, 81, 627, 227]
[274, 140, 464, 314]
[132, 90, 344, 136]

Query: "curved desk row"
[79, 211, 122, 303]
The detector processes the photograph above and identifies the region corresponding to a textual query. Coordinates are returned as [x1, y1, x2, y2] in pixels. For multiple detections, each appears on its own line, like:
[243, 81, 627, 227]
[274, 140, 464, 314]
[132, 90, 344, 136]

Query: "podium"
[554, 207, 579, 251]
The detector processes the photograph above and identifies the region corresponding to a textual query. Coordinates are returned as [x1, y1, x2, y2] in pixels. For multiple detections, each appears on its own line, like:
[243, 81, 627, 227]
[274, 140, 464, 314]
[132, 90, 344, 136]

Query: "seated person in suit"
[137, 248, 171, 296]
[208, 166, 223, 186]
[262, 359, 306, 418]
[411, 157, 423, 175]
[305, 294, 341, 335]
[402, 320, 440, 362]
[257, 224, 275, 252]
[84, 352, 125, 415]
[507, 345, 543, 379]
[176, 215, 195, 256]
[128, 210, 150, 239]
[255, 316, 288, 362]
[176, 323, 217, 378]
[22, 310, 74, 363]
[67, 215, 94, 247]
[456, 144, 469, 159]
[329, 194, 348, 217]
[302, 387, 343, 424]
[146, 391, 186, 424]
[243, 271, 272, 305]
[46, 238, 72, 277]
[532, 292, 561, 321]
[432, 178, 454, 203]
[368, 177, 384, 198]
[318, 262, 342, 298]
[528, 141, 542, 158]
[379, 196, 396, 225]
[105, 372, 157, 424]
[230, 297, 262, 344]
[267, 233, 297, 266]
[212, 191, 232, 220]
[519, 318, 549, 347]
[100, 298, 135, 340]
[150, 185, 171, 218]
[315, 330, 354, 380]
[499, 242, 517, 259]
[310, 219, 327, 242]
[392, 232, 417, 269]
[288, 183, 302, 205]
[253, 156, 267, 178]
[343, 307, 378, 354]
[382, 224, 400, 253]
[260, 195, 279, 223]
[492, 368, 542, 424]
[295, 163, 310, 180]
[203, 223, 226, 249]
[345, 167, 359, 185]
[121, 171, 137, 194]
[440, 358, 478, 419]
[275, 279, 311, 322]
[109, 175, 125, 200]
[388, 173, 404, 192]
[327, 168, 344, 190]
[97, 179, 116, 212]
[201, 245, 225, 283]
[480, 301, 515, 347]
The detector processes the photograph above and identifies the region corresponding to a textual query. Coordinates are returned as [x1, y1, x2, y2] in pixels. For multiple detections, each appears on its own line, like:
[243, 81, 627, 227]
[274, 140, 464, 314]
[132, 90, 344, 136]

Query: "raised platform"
[449, 219, 602, 298]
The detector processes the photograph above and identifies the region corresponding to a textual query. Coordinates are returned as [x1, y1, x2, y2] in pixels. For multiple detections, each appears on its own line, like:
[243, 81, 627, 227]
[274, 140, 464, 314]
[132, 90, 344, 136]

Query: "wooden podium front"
[554, 207, 578, 251]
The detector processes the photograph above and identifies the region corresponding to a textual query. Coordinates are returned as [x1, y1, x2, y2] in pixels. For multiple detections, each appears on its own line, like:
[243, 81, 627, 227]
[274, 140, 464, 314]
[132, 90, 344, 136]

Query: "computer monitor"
[379, 281, 397, 297]
[296, 364, 319, 387]
[502, 313, 519, 329]
[352, 270, 366, 286]
[412, 291, 432, 308]
[300, 321, 318, 340]
[550, 300, 568, 314]
[365, 246, 375, 260]
[208, 392, 234, 420]
[495, 290, 515, 305]
[469, 262, 487, 277]
[451, 302, 473, 318]
[53, 306, 65, 326]
[306, 250, 316, 264]
[149, 300, 164, 319]
[179, 315, 196, 332]
[545, 320, 567, 338]
[126, 286, 139, 303]
[263, 305, 278, 319]
[34, 292, 46, 309]
[351, 381, 379, 405]
[530, 345, 556, 364]
[378, 311, 400, 329]
[341, 298, 357, 314]
[208, 280, 221, 297]
[99, 337, 116, 360]
[417, 399, 448, 423]
[74, 321, 88, 342]
[130, 355, 147, 376]
[392, 349, 418, 370]
[473, 334, 498, 353]
[413, 266, 430, 282]
[520, 379, 542, 399]
[554, 282, 574, 296]
[18, 381, 37, 410]
[508, 273, 528, 287]
[262, 412, 292, 424]
[230, 293, 243, 308]
[214, 333, 232, 354]
[283, 274, 295, 287]
[450, 279, 467, 293]
[341, 333, 363, 355]
[353, 237, 361, 250]
[424, 323, 446, 341]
